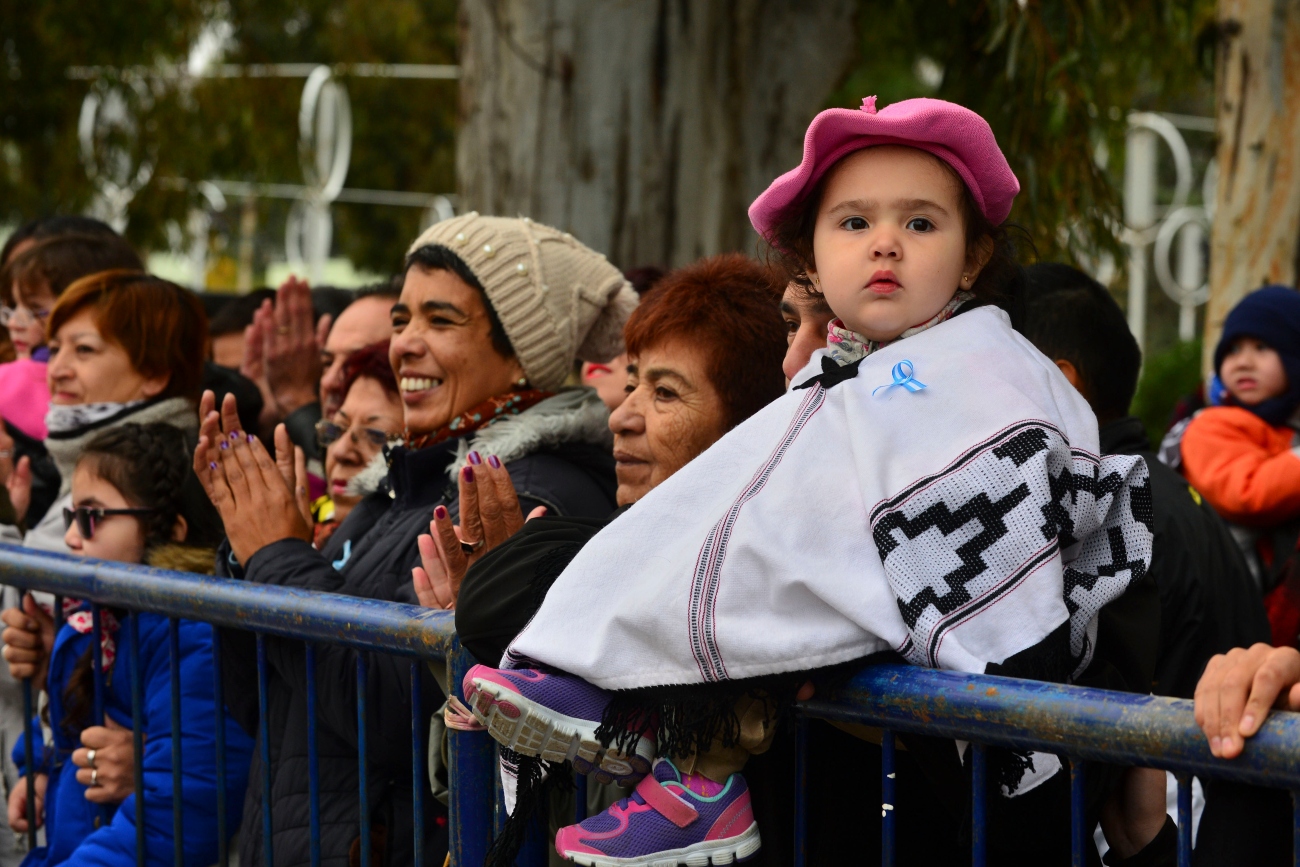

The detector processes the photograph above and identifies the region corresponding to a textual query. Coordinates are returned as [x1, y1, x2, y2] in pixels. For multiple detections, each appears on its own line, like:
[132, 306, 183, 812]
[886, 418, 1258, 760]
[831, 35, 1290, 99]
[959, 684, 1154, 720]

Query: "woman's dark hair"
[623, 254, 787, 430]
[404, 244, 514, 358]
[2, 233, 143, 307]
[764, 147, 1028, 327]
[61, 423, 224, 736]
[338, 339, 399, 402]
[0, 215, 121, 267]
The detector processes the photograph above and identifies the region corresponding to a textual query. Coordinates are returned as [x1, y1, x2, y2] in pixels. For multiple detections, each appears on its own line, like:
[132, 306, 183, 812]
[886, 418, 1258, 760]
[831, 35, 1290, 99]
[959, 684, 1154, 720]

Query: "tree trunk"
[1205, 0, 1300, 367]
[456, 0, 858, 268]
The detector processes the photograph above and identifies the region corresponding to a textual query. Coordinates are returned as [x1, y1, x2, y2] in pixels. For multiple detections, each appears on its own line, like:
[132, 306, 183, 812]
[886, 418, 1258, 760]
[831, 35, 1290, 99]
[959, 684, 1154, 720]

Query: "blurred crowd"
[0, 163, 1296, 867]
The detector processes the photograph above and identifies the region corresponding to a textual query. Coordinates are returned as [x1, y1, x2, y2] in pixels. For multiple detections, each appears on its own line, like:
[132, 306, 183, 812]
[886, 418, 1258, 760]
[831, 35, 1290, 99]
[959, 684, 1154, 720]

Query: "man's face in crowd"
[780, 283, 835, 382]
[320, 295, 396, 416]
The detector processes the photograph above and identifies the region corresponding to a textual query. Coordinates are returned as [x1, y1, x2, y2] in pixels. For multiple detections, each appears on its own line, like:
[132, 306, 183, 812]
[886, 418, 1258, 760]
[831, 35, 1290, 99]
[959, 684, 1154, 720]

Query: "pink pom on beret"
[749, 96, 1020, 241]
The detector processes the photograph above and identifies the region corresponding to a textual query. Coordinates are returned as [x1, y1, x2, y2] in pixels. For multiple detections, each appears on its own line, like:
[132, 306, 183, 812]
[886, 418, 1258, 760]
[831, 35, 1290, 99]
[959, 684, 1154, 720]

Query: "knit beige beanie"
[406, 213, 638, 391]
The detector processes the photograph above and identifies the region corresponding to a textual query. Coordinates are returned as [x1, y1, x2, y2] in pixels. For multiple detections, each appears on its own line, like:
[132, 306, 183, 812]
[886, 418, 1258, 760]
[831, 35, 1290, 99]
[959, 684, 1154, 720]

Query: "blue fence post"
[256, 635, 275, 867]
[881, 729, 896, 867]
[20, 673, 36, 850]
[211, 625, 229, 867]
[1177, 773, 1193, 867]
[129, 615, 145, 867]
[306, 644, 322, 867]
[446, 640, 495, 867]
[1070, 758, 1086, 867]
[793, 715, 809, 867]
[971, 743, 987, 867]
[356, 656, 371, 867]
[410, 661, 425, 867]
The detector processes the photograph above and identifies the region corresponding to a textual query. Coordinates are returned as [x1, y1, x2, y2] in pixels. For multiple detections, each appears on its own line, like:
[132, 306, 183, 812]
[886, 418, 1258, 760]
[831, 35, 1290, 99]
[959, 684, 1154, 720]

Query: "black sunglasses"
[315, 419, 390, 450]
[63, 506, 158, 540]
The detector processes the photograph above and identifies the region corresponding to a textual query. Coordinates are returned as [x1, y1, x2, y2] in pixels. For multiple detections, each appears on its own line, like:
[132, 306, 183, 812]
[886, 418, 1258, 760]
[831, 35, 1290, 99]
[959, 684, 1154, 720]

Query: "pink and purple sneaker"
[554, 757, 760, 866]
[462, 665, 655, 785]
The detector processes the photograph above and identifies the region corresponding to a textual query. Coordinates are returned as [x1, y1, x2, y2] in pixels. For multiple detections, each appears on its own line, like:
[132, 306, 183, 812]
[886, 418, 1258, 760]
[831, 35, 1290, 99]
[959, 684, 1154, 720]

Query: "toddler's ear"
[964, 234, 996, 281]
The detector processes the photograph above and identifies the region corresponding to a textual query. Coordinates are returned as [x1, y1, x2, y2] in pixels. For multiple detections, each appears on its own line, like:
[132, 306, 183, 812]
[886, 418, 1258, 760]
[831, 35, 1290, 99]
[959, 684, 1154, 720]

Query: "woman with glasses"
[310, 340, 402, 546]
[1, 422, 253, 867]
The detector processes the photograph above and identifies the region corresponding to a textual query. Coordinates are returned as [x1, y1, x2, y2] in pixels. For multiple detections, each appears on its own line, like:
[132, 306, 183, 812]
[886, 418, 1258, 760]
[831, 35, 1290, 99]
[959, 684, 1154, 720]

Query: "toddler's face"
[809, 146, 977, 342]
[1221, 337, 1288, 406]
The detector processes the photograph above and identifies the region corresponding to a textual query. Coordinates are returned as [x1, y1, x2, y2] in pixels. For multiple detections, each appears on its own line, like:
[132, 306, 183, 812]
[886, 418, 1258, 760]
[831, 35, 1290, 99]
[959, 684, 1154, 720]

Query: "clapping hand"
[411, 452, 546, 610]
[193, 390, 313, 565]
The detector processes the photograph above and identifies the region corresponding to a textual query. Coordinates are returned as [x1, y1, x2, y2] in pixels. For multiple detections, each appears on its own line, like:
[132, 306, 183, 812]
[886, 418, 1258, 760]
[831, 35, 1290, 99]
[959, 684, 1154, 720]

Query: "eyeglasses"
[315, 419, 391, 450]
[0, 306, 50, 327]
[63, 506, 159, 540]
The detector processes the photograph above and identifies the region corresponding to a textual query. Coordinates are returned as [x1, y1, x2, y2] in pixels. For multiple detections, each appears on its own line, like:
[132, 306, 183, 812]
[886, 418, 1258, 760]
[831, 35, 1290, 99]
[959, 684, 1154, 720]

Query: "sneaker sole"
[465, 677, 652, 786]
[560, 821, 761, 866]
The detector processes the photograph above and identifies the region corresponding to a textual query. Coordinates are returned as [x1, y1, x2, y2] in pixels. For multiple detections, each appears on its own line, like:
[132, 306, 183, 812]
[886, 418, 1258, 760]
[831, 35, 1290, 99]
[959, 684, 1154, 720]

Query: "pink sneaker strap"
[634, 774, 700, 829]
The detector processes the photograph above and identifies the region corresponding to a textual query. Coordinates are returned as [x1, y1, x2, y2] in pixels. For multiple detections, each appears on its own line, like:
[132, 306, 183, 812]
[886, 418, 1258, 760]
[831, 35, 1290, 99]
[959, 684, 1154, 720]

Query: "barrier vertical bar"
[20, 675, 36, 850]
[91, 605, 105, 725]
[356, 656, 371, 867]
[882, 730, 896, 867]
[130, 616, 145, 867]
[446, 642, 494, 867]
[1292, 789, 1300, 867]
[1176, 774, 1192, 867]
[306, 644, 322, 867]
[970, 743, 986, 867]
[793, 716, 809, 867]
[410, 660, 424, 867]
[211, 626, 229, 867]
[169, 618, 184, 866]
[574, 773, 588, 824]
[53, 595, 64, 626]
[1070, 758, 1086, 867]
[257, 635, 275, 867]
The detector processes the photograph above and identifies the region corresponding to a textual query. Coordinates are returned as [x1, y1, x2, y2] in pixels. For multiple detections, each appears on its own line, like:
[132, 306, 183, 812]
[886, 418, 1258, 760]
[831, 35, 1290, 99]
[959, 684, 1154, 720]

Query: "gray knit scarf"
[44, 396, 198, 495]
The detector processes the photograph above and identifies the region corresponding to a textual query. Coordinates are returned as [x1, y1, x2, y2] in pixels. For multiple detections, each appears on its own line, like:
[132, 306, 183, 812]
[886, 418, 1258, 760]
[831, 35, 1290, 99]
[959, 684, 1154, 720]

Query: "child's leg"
[674, 694, 777, 784]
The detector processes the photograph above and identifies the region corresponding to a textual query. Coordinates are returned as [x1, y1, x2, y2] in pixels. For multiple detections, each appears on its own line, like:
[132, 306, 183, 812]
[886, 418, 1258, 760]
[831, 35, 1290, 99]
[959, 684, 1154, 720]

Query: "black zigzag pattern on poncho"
[876, 483, 1033, 630]
[1037, 456, 1130, 550]
[1062, 525, 1148, 615]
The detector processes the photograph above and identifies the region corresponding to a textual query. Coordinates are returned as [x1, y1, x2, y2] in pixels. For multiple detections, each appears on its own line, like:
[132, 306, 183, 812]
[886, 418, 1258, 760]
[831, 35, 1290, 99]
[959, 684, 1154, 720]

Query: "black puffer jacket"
[219, 390, 617, 867]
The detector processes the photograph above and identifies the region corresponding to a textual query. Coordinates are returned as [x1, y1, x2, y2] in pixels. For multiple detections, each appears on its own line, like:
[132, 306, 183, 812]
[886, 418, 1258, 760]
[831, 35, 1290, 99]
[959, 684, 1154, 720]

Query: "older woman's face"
[390, 267, 525, 435]
[608, 337, 729, 506]
[47, 309, 167, 406]
[324, 376, 403, 514]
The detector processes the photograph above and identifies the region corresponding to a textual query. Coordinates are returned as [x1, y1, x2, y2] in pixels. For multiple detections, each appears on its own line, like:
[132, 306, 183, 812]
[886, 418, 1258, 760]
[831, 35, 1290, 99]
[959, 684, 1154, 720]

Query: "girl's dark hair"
[765, 148, 1028, 328]
[59, 423, 224, 736]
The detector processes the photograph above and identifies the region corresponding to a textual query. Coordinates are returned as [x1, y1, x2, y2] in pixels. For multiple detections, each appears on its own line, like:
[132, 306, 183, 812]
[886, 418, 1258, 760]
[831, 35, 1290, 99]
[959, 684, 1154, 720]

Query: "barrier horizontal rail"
[0, 543, 456, 657]
[6, 541, 1300, 866]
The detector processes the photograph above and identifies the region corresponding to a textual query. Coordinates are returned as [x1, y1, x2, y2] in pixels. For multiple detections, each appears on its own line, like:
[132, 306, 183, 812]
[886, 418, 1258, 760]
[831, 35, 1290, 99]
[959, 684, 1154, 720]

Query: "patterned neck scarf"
[826, 290, 975, 366]
[404, 388, 554, 451]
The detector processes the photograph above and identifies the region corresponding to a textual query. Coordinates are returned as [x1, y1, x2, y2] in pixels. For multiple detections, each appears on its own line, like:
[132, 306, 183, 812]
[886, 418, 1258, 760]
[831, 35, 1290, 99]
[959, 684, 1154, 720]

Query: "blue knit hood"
[1214, 285, 1300, 426]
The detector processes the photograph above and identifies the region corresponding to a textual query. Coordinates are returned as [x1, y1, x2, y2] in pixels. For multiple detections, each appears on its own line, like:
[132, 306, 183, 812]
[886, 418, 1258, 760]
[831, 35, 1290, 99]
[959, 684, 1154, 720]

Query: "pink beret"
[749, 96, 1020, 241]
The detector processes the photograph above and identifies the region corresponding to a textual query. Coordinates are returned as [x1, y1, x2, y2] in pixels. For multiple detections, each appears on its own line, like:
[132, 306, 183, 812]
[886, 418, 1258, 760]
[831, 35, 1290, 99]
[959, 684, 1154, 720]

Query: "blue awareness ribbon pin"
[872, 360, 927, 398]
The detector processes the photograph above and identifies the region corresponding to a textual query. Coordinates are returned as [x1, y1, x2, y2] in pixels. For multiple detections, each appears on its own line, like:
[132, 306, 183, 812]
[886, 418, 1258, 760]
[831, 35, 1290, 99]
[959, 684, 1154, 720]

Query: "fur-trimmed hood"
[144, 542, 217, 576]
[349, 387, 612, 495]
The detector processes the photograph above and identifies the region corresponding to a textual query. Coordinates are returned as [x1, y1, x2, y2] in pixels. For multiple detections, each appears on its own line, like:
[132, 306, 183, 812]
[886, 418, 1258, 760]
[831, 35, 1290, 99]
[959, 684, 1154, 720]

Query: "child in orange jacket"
[1181, 286, 1300, 641]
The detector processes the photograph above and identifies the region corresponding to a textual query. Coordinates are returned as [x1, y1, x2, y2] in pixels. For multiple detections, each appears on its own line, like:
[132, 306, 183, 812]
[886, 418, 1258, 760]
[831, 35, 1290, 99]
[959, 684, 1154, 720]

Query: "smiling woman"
[196, 212, 640, 867]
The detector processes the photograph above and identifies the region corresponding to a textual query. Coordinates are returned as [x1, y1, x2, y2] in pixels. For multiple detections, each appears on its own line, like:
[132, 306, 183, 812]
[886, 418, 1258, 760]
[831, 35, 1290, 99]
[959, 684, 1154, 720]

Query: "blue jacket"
[13, 609, 254, 867]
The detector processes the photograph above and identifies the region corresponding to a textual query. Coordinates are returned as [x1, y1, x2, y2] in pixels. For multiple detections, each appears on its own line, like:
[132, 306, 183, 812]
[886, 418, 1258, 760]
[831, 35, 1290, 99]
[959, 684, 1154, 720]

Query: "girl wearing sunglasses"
[1, 423, 253, 867]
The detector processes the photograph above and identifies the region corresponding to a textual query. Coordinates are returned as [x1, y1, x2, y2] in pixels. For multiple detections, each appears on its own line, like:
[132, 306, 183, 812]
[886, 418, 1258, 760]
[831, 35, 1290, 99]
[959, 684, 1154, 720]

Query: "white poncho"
[509, 306, 1153, 690]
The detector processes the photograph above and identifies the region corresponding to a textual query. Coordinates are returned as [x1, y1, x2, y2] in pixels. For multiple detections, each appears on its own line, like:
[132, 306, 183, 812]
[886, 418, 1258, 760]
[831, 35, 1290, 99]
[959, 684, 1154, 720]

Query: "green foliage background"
[1, 0, 1216, 298]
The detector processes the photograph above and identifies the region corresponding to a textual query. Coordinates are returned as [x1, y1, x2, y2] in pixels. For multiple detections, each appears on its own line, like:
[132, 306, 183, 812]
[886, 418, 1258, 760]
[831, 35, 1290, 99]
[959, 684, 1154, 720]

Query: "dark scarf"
[403, 388, 554, 451]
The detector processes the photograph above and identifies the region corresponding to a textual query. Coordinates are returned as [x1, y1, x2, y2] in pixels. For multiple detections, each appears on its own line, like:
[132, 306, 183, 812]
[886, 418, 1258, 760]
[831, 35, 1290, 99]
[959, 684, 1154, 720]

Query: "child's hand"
[1, 596, 55, 691]
[7, 773, 47, 832]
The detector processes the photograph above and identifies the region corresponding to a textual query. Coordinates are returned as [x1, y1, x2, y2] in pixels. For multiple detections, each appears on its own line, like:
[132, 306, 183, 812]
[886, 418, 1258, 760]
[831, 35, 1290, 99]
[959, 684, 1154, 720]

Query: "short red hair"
[48, 270, 209, 402]
[339, 340, 398, 401]
[623, 254, 786, 429]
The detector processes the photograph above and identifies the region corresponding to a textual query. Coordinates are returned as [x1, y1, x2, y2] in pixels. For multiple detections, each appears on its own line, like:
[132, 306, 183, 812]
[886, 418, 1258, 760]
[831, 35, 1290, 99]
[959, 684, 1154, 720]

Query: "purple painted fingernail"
[229, 431, 239, 440]
[434, 505, 448, 520]
[468, 451, 482, 465]
[209, 462, 218, 470]
[219, 441, 228, 450]
[247, 433, 256, 444]
[463, 466, 474, 483]
[487, 454, 501, 469]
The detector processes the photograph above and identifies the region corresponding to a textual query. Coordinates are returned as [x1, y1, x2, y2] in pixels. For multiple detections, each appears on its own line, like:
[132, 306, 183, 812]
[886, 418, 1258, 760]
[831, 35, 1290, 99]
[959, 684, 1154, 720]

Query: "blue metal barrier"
[5, 541, 1300, 867]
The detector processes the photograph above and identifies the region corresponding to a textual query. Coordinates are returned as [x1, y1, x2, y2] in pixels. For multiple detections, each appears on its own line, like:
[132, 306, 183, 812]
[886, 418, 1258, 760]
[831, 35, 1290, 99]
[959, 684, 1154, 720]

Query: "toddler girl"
[465, 97, 1154, 865]
[2, 423, 253, 867]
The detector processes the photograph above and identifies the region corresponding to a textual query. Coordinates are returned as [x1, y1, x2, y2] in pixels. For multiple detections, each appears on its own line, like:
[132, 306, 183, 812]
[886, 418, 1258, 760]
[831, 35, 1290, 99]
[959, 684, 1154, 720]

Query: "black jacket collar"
[1099, 416, 1151, 457]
